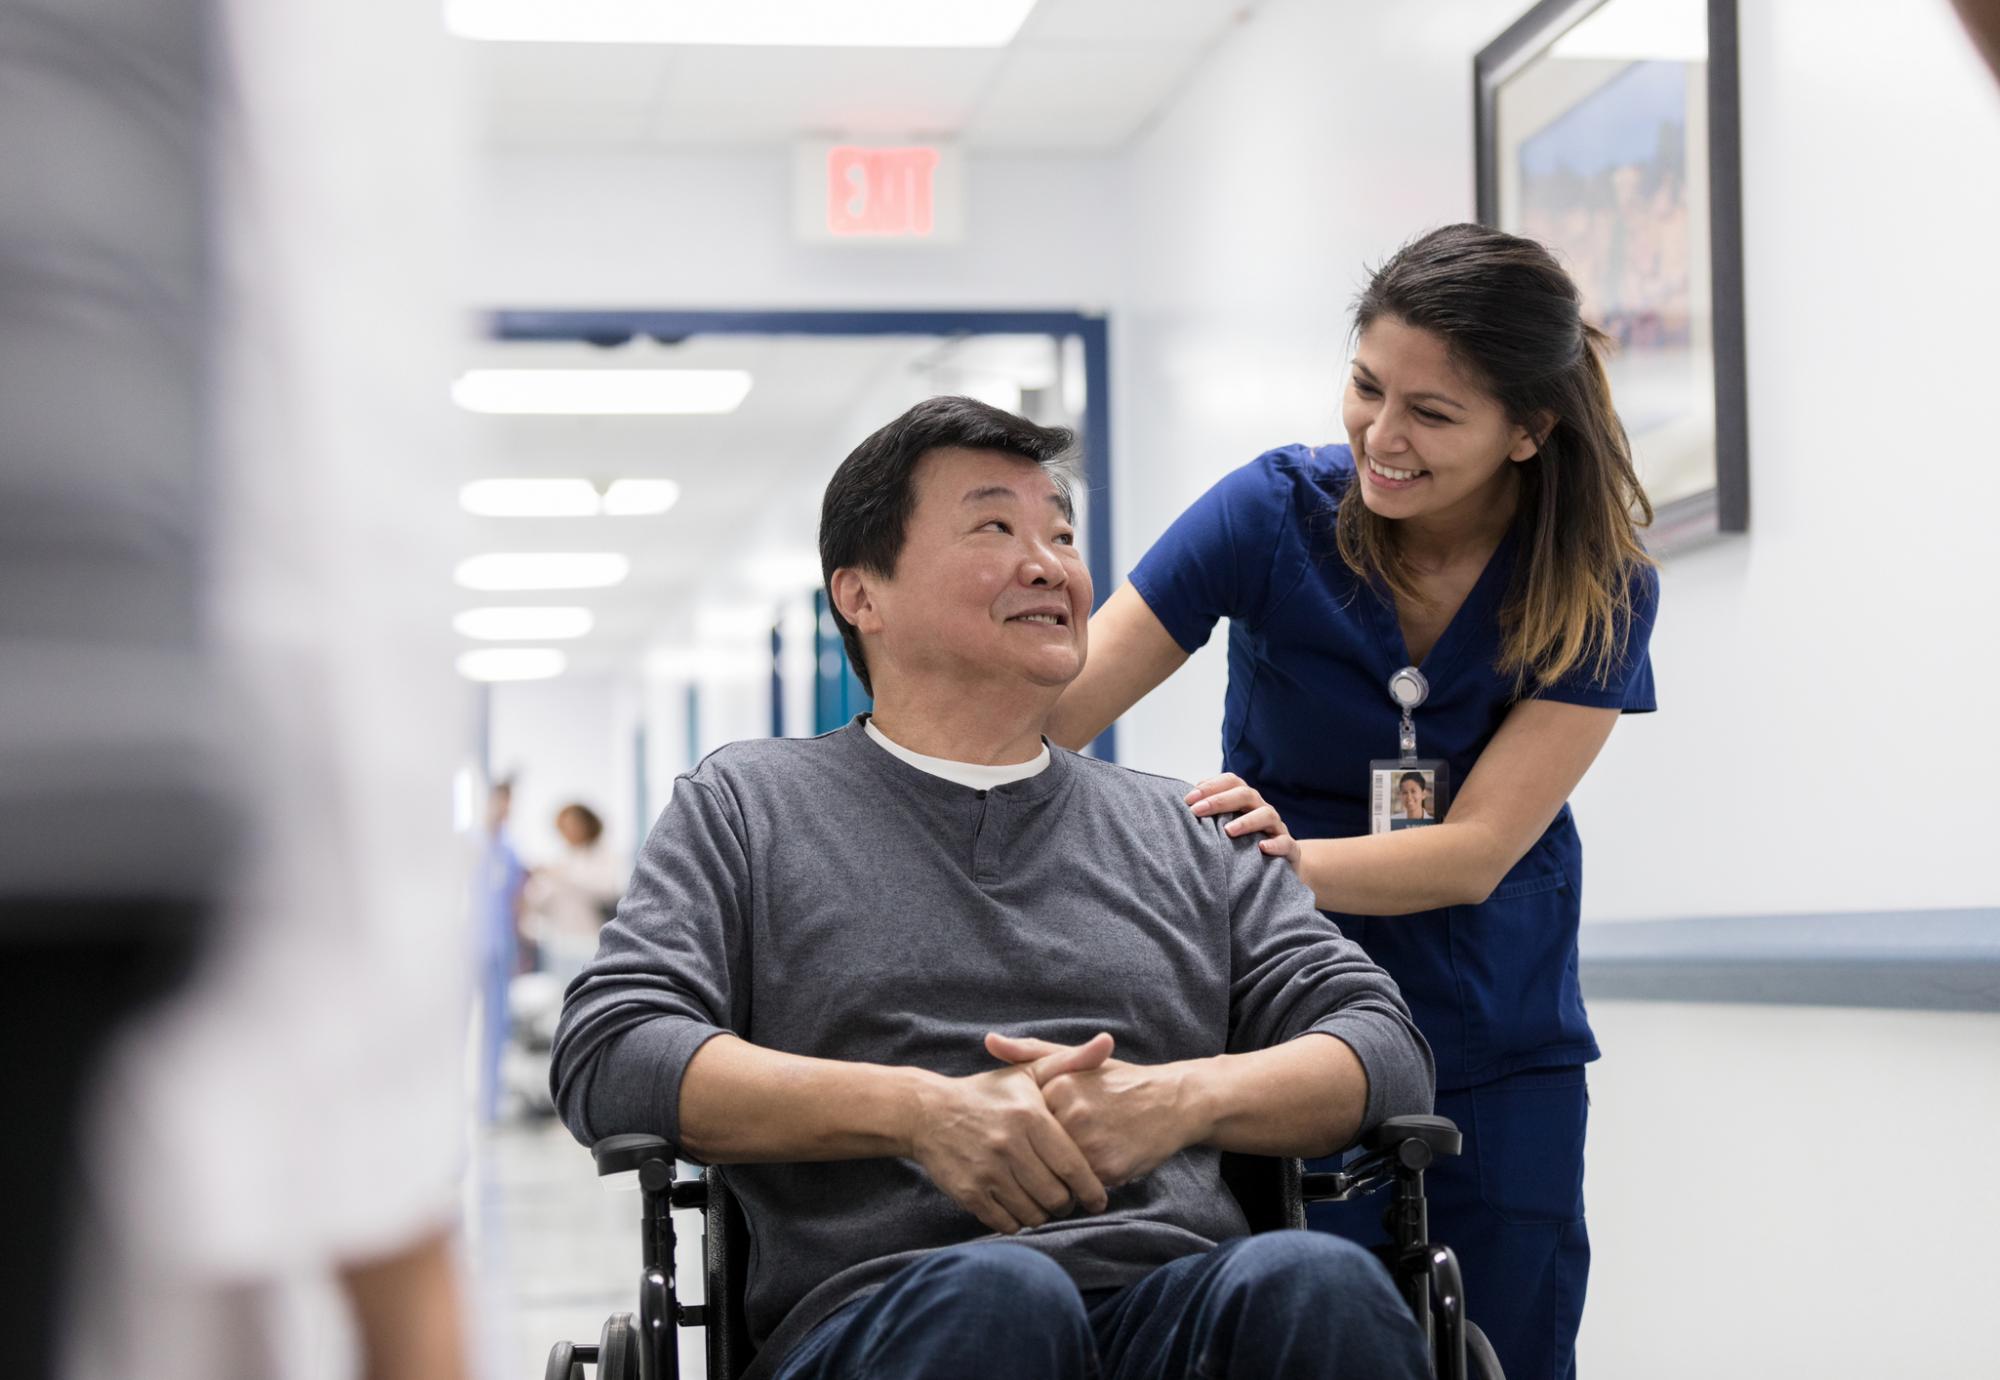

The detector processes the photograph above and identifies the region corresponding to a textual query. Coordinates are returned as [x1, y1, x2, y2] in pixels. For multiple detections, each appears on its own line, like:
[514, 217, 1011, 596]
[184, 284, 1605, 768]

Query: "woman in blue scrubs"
[1049, 224, 1658, 1380]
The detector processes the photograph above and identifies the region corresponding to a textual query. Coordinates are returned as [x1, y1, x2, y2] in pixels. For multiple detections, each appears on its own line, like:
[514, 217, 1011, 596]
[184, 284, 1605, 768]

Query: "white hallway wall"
[470, 148, 1122, 308]
[472, 3, 2000, 1372]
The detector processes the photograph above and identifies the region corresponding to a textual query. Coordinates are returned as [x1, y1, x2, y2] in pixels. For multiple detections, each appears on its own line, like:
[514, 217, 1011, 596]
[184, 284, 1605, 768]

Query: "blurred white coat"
[65, 2, 475, 1376]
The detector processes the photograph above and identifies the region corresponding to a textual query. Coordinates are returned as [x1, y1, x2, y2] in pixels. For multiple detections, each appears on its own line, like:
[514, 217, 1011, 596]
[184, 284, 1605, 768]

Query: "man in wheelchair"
[552, 396, 1438, 1380]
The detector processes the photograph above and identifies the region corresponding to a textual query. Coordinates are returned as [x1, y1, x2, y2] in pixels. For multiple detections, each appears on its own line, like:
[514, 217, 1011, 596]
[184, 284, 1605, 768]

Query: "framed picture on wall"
[1476, 0, 1747, 550]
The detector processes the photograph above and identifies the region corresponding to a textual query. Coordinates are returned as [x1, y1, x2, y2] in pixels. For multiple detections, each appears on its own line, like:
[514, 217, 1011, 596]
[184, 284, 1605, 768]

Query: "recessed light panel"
[460, 479, 602, 517]
[446, 0, 1039, 48]
[454, 553, 631, 591]
[601, 479, 682, 516]
[454, 606, 596, 641]
[457, 648, 567, 682]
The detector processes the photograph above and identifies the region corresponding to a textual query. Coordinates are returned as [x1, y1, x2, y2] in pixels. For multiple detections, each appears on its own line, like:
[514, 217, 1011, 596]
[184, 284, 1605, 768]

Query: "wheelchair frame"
[549, 1114, 1499, 1380]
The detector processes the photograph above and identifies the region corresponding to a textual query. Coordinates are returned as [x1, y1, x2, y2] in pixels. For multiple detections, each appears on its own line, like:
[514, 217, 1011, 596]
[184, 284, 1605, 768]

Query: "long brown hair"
[1338, 224, 1655, 693]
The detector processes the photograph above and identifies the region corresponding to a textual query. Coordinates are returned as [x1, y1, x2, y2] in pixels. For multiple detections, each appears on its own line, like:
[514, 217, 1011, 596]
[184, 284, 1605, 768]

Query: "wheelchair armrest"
[592, 1133, 677, 1177]
[591, 1135, 710, 1211]
[1364, 1114, 1463, 1158]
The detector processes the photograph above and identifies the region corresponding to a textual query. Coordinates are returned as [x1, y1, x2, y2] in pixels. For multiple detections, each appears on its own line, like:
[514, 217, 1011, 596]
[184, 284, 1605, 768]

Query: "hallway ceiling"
[466, 0, 1261, 151]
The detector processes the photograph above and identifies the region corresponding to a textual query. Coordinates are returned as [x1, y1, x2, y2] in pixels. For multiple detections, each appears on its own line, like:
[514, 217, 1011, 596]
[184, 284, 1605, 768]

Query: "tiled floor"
[468, 1114, 709, 1380]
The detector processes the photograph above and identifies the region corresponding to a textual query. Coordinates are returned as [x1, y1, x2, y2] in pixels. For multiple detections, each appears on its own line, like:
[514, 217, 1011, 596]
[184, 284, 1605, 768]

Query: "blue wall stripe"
[1579, 908, 2000, 1011]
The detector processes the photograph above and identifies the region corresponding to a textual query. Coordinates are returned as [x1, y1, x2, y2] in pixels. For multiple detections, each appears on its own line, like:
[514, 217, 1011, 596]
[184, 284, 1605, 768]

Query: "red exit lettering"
[826, 146, 939, 237]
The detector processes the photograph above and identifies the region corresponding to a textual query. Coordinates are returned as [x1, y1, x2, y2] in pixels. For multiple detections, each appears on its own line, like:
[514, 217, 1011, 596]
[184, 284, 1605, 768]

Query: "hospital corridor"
[4, 2, 1997, 1379]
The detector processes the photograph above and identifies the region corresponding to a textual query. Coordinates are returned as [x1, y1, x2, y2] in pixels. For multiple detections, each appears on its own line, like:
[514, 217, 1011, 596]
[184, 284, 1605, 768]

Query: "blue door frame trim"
[489, 308, 1117, 761]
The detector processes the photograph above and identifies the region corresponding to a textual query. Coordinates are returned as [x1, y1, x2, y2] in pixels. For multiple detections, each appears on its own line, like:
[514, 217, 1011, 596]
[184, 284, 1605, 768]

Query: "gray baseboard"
[1579, 908, 2000, 1011]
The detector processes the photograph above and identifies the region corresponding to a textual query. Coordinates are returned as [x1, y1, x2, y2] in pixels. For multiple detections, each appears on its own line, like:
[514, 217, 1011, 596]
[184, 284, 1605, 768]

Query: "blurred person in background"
[523, 803, 626, 987]
[477, 779, 528, 1122]
[2, 2, 479, 1378]
[498, 802, 621, 1120]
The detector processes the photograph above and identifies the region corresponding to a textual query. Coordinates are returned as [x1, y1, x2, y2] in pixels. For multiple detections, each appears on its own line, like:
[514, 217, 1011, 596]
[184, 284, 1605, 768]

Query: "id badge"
[1370, 758, 1449, 833]
[1371, 665, 1448, 833]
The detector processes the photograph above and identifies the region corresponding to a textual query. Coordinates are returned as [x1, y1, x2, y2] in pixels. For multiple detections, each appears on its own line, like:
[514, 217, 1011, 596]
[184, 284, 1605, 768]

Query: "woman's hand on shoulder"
[1185, 774, 1300, 868]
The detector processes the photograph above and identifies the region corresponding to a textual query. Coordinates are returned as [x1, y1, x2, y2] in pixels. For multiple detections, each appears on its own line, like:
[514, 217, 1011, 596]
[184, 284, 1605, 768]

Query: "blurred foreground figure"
[0, 0, 228, 1369]
[1, 2, 476, 1378]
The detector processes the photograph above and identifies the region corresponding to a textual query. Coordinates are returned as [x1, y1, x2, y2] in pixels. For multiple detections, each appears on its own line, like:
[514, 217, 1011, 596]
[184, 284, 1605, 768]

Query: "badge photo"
[1370, 759, 1449, 834]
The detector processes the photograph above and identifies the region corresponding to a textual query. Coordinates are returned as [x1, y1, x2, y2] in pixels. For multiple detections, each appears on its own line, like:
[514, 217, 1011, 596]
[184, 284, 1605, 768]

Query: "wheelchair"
[545, 1113, 1503, 1380]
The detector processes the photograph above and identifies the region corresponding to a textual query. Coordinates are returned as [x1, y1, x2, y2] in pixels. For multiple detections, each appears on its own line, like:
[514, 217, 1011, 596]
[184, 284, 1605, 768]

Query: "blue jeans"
[772, 1232, 1431, 1380]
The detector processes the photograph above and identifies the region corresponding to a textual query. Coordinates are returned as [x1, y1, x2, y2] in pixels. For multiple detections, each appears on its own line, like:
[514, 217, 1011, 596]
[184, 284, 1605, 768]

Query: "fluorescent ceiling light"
[602, 479, 682, 516]
[460, 478, 601, 517]
[454, 552, 631, 591]
[459, 477, 682, 517]
[446, 0, 1040, 48]
[454, 606, 596, 640]
[457, 648, 567, 682]
[452, 369, 752, 416]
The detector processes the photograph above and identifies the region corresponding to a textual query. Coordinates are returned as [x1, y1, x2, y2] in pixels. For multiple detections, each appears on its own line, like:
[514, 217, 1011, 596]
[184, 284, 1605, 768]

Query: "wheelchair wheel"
[543, 1341, 584, 1380]
[598, 1313, 640, 1380]
[1466, 1321, 1504, 1380]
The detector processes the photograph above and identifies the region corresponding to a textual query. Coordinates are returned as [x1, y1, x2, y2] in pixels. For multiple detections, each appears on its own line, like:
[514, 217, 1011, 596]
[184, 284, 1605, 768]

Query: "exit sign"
[794, 141, 965, 244]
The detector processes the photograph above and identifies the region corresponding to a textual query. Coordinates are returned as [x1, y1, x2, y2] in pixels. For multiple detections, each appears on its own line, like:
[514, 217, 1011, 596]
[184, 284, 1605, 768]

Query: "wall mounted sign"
[794, 141, 965, 244]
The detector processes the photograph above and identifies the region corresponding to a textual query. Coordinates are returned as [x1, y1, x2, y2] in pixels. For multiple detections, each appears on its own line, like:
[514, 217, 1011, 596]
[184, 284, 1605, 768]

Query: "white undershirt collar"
[864, 717, 1050, 790]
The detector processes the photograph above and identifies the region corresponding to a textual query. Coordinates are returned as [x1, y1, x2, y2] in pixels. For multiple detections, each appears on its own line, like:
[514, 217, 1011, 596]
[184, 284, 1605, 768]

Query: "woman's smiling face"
[1342, 315, 1543, 528]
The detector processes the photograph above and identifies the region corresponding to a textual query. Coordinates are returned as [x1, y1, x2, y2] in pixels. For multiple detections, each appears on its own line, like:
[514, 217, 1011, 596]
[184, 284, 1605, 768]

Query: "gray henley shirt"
[552, 719, 1433, 1372]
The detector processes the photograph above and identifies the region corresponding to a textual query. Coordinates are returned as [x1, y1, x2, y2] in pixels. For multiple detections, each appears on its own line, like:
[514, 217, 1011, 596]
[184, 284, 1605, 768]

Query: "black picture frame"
[1475, 0, 1747, 549]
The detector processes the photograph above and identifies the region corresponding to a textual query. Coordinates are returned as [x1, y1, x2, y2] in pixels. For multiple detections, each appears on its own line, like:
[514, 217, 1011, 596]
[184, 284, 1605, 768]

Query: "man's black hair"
[818, 395, 1076, 696]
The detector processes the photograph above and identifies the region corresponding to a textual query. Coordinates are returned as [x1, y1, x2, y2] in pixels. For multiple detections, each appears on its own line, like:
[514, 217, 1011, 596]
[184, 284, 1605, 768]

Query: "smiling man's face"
[845, 445, 1091, 697]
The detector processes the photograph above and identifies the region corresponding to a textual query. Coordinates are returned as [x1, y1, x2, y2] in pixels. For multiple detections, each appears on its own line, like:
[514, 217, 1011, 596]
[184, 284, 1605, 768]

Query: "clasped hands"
[906, 1030, 1200, 1237]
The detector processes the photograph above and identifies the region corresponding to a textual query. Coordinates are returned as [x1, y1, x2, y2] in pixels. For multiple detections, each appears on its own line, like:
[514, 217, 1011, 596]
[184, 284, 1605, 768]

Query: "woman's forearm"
[1294, 822, 1509, 916]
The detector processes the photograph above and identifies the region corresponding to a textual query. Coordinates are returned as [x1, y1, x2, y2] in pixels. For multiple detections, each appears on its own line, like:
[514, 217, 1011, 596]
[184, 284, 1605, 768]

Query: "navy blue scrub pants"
[1307, 1065, 1591, 1380]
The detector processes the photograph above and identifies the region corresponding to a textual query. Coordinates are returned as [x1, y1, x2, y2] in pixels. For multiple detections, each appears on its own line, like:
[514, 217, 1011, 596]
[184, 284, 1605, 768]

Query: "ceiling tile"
[647, 47, 1003, 143]
[966, 43, 1200, 149]
[468, 41, 670, 145]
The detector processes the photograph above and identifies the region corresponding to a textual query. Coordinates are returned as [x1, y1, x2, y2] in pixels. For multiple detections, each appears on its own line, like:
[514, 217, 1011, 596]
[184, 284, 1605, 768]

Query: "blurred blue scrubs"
[478, 825, 526, 1122]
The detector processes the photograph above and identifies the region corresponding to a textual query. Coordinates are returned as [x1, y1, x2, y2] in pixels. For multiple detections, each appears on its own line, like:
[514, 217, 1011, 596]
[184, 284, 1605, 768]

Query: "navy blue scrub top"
[1130, 444, 1659, 1090]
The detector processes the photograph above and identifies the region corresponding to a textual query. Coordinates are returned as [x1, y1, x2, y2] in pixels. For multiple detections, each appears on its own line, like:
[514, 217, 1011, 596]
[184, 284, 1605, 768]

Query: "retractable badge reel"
[1370, 667, 1450, 834]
